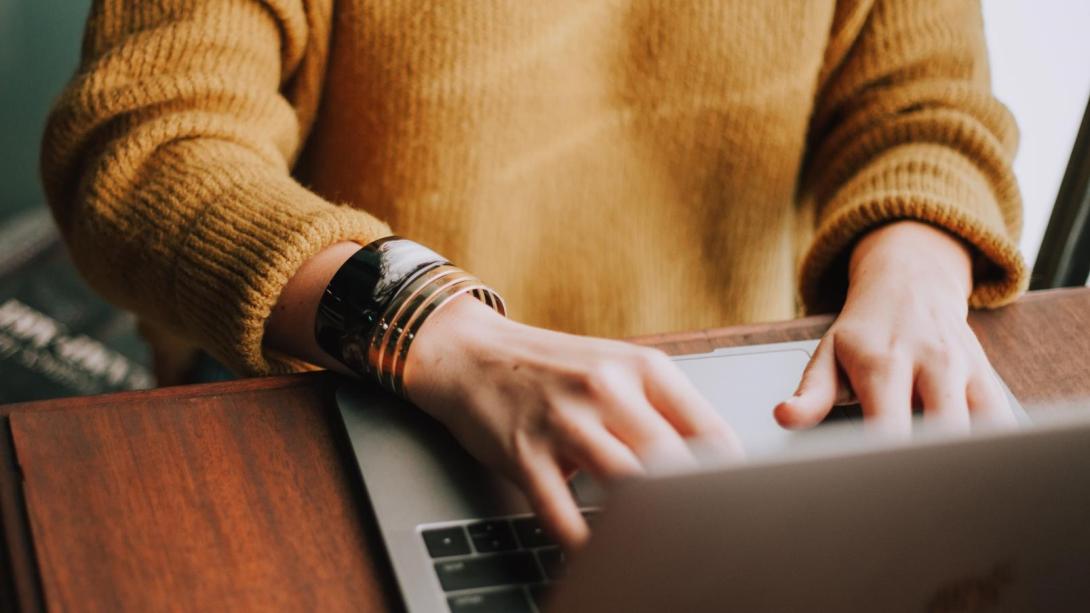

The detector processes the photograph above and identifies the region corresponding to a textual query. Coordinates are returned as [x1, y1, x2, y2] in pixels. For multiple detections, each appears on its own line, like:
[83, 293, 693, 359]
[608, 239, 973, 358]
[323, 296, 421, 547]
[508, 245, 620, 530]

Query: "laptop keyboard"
[421, 511, 597, 612]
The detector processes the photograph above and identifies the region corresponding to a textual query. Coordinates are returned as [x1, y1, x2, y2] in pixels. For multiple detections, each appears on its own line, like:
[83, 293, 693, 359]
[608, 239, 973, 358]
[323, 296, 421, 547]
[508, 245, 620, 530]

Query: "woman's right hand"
[403, 295, 740, 550]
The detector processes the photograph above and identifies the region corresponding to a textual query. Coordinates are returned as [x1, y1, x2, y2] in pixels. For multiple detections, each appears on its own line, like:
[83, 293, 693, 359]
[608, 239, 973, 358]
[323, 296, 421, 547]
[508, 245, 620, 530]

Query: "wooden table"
[2, 288, 1088, 612]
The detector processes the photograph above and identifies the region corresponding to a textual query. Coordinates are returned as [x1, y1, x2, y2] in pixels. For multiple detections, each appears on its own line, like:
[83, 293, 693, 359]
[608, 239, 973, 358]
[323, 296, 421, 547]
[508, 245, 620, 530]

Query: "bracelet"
[383, 273, 495, 395]
[315, 237, 506, 396]
[370, 268, 502, 394]
[315, 236, 447, 367]
[368, 265, 466, 385]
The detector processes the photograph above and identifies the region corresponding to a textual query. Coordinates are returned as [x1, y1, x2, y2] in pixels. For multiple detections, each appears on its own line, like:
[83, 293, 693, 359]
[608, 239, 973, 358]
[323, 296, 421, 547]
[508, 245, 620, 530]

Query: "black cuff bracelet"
[315, 236, 448, 375]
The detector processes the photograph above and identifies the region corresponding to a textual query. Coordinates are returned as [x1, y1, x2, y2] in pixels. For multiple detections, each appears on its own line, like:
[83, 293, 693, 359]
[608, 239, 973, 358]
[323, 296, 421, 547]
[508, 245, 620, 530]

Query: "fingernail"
[772, 405, 793, 427]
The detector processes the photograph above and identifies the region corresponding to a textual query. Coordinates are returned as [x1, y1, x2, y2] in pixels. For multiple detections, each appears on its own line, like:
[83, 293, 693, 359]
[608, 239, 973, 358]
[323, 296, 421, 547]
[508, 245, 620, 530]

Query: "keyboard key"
[467, 520, 518, 553]
[422, 527, 472, 558]
[434, 552, 542, 592]
[448, 588, 533, 613]
[528, 584, 552, 611]
[512, 517, 554, 548]
[536, 547, 567, 581]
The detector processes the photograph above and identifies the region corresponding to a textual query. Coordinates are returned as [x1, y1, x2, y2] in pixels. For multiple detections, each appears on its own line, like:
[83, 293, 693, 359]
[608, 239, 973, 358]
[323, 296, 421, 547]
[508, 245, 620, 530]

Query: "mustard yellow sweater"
[41, 0, 1026, 377]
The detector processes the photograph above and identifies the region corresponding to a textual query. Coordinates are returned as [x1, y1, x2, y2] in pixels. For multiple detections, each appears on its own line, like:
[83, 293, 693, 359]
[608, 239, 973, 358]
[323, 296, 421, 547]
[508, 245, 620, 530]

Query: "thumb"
[774, 335, 839, 429]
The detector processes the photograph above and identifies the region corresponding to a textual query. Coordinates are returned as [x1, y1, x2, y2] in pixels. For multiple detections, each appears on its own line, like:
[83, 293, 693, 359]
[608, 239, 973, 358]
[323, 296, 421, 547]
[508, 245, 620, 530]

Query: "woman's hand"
[775, 221, 1015, 435]
[403, 296, 739, 549]
[265, 241, 737, 550]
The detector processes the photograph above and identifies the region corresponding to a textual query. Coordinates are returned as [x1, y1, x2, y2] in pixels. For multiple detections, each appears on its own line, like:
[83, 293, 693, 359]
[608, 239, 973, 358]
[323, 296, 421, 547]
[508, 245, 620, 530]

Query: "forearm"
[265, 241, 365, 375]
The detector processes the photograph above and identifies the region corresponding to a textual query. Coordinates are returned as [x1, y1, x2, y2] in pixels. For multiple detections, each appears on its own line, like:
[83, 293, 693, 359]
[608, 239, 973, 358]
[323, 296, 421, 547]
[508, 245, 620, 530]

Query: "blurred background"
[1, 0, 1088, 403]
[1, 0, 154, 403]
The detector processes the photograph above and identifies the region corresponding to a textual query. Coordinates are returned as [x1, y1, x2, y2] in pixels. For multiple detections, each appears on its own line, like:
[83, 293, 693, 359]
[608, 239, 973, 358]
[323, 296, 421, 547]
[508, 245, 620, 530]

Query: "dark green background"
[0, 0, 154, 403]
[1, 0, 90, 217]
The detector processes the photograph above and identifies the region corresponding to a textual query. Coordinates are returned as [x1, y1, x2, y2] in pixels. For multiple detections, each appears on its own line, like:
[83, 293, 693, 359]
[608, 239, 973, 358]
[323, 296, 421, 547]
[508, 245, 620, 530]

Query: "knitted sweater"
[41, 0, 1026, 377]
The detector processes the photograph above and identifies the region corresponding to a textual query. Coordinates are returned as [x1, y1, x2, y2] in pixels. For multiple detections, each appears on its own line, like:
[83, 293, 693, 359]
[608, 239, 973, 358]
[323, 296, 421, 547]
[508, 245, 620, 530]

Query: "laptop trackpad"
[673, 347, 836, 456]
[572, 345, 834, 506]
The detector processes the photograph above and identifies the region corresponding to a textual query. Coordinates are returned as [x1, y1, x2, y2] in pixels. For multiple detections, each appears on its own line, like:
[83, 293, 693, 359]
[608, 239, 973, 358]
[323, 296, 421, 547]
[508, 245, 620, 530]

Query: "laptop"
[335, 340, 1089, 612]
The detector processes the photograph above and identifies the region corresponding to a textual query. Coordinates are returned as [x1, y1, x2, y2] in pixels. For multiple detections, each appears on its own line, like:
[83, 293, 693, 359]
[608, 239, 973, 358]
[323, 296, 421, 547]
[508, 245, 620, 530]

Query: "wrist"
[401, 293, 512, 411]
[848, 221, 973, 301]
[313, 236, 507, 395]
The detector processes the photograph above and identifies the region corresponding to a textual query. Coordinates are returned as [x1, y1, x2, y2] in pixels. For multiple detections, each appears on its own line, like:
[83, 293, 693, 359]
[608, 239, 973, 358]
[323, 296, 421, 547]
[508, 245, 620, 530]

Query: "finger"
[774, 335, 839, 429]
[558, 413, 645, 481]
[851, 355, 914, 438]
[915, 363, 971, 434]
[834, 377, 858, 406]
[519, 455, 590, 550]
[957, 327, 1019, 429]
[604, 392, 696, 469]
[640, 357, 743, 458]
[966, 369, 1018, 430]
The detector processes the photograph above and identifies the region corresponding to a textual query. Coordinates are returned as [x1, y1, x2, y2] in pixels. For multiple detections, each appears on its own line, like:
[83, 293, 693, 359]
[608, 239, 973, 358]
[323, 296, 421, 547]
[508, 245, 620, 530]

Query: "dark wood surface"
[2, 287, 1089, 612]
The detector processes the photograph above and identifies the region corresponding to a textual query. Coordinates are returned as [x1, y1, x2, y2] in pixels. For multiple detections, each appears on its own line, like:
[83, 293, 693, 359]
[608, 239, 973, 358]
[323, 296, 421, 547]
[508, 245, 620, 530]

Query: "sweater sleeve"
[40, 0, 392, 376]
[798, 0, 1027, 313]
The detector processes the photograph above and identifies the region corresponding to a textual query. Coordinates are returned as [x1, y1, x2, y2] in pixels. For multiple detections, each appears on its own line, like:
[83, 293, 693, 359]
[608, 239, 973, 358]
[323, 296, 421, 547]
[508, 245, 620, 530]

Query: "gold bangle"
[364, 264, 506, 395]
[392, 285, 500, 396]
[388, 277, 497, 395]
[378, 272, 476, 390]
[369, 265, 464, 383]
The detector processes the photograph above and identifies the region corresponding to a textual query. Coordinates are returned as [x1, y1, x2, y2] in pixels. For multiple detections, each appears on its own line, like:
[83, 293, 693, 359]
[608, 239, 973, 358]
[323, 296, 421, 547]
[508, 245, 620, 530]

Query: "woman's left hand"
[774, 220, 1016, 435]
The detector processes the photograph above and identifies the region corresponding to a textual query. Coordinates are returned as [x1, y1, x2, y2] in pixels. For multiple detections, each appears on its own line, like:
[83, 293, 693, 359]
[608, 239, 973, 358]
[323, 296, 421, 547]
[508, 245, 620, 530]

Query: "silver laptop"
[336, 340, 1089, 612]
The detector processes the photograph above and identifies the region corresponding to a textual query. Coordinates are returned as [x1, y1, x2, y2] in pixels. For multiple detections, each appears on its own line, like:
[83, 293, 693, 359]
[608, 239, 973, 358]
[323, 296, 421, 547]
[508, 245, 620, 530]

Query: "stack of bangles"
[314, 236, 507, 397]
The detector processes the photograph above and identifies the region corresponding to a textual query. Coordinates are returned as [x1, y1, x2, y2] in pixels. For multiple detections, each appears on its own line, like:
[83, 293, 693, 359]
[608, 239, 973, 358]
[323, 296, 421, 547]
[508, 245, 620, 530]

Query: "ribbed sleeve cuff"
[167, 153, 392, 376]
[800, 143, 1027, 313]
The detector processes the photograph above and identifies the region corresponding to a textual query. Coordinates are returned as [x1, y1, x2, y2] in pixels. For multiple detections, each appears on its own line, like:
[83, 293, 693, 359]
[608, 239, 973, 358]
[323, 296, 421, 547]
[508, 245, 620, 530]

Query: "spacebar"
[434, 552, 542, 592]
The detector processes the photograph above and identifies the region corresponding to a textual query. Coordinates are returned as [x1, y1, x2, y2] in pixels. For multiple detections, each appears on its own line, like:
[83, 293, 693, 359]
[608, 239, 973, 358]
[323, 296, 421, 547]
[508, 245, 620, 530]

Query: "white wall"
[982, 0, 1090, 271]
